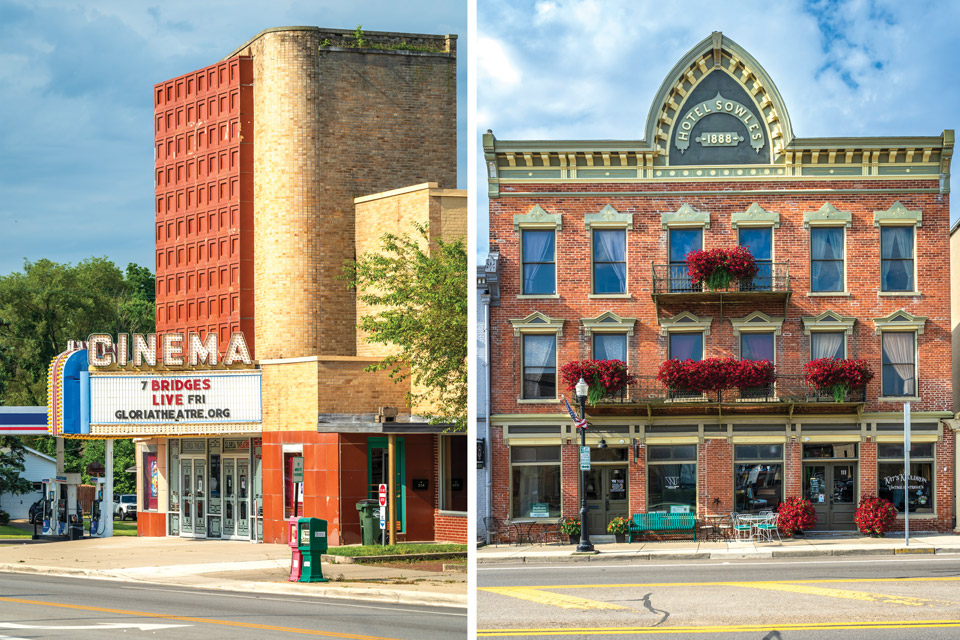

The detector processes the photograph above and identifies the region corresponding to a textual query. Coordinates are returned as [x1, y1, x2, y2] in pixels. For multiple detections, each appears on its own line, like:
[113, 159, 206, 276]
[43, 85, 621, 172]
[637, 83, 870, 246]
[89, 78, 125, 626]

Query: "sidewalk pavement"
[0, 534, 466, 608]
[478, 532, 960, 564]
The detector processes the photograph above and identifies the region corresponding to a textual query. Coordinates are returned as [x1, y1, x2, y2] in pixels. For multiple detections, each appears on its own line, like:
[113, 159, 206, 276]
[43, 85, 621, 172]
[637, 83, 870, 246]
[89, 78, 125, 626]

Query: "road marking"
[481, 587, 626, 611]
[476, 619, 960, 636]
[0, 597, 402, 639]
[734, 581, 935, 607]
[0, 622, 187, 631]
[477, 554, 960, 571]
[487, 576, 960, 590]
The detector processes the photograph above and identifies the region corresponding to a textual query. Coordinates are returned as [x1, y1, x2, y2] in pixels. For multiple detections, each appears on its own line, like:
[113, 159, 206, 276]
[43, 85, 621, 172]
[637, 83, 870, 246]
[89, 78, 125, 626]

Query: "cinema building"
[49, 26, 467, 545]
[483, 32, 957, 536]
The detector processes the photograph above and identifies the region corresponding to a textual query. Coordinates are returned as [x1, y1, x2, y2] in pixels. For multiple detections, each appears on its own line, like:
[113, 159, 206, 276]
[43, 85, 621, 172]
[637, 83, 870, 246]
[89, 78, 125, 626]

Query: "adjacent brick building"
[484, 32, 956, 537]
[130, 26, 466, 544]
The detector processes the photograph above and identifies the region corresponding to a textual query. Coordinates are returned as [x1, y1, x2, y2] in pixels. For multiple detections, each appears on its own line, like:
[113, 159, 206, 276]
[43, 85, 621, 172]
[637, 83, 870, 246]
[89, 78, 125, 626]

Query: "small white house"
[1, 446, 55, 520]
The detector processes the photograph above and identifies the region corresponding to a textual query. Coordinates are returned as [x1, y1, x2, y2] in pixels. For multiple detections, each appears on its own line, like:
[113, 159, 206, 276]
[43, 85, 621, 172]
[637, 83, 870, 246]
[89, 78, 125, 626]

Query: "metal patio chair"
[482, 516, 509, 546]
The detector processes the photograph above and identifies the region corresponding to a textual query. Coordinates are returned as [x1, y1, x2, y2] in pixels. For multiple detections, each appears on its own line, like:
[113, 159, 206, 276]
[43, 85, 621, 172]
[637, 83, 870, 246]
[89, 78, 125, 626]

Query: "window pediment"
[731, 203, 779, 229]
[804, 202, 852, 228]
[801, 310, 856, 336]
[513, 205, 562, 231]
[510, 311, 565, 336]
[660, 310, 712, 336]
[661, 203, 710, 229]
[873, 309, 927, 334]
[731, 311, 784, 336]
[874, 201, 921, 227]
[581, 311, 637, 337]
[585, 204, 633, 231]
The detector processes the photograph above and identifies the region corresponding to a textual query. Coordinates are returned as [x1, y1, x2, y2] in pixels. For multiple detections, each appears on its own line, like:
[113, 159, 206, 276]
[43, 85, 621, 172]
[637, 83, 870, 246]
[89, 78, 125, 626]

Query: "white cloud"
[477, 35, 522, 88]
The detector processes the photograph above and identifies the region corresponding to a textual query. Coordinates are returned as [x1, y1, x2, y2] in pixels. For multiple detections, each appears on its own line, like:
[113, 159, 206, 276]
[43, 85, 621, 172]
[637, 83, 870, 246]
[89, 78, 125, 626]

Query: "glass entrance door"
[223, 458, 236, 537]
[221, 456, 251, 540]
[584, 466, 628, 535]
[180, 458, 207, 538]
[804, 463, 857, 530]
[237, 458, 250, 538]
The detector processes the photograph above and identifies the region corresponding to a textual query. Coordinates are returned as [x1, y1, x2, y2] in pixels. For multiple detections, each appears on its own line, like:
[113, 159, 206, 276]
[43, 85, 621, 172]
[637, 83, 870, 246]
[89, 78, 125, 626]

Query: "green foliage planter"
[559, 517, 581, 544]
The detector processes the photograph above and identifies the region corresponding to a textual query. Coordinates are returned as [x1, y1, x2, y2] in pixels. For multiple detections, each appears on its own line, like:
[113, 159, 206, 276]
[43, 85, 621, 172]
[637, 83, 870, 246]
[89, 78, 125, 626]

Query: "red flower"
[777, 497, 817, 535]
[803, 358, 874, 401]
[854, 495, 898, 536]
[686, 247, 758, 289]
[561, 359, 633, 404]
[657, 357, 774, 393]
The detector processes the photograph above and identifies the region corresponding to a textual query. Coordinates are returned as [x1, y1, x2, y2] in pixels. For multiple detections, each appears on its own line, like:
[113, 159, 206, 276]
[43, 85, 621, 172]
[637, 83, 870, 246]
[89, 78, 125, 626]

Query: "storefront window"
[877, 443, 934, 514]
[511, 446, 561, 518]
[734, 444, 783, 514]
[803, 443, 858, 459]
[441, 435, 467, 512]
[647, 445, 696, 513]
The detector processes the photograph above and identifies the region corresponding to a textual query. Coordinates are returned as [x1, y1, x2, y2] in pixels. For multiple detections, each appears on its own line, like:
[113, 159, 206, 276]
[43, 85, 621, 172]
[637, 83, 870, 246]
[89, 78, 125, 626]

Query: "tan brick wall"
[236, 29, 457, 361]
[260, 361, 321, 432]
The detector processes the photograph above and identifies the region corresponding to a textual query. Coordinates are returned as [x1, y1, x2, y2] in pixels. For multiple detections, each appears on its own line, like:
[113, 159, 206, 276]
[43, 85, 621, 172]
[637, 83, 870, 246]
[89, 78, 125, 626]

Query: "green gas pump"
[297, 517, 329, 583]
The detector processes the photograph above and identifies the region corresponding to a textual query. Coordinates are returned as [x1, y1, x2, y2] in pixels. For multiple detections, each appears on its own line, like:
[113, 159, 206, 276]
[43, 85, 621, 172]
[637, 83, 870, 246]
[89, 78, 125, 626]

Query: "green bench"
[628, 513, 697, 542]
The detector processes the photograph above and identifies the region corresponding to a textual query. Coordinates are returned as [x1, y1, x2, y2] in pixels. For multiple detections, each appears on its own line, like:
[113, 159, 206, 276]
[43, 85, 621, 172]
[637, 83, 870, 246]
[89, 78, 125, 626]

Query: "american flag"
[561, 396, 587, 430]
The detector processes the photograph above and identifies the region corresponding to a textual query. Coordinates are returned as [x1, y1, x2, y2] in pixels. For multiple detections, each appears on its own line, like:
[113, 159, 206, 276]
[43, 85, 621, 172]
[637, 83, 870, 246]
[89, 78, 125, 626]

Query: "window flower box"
[802, 358, 874, 402]
[561, 359, 633, 405]
[686, 247, 759, 291]
[657, 358, 775, 395]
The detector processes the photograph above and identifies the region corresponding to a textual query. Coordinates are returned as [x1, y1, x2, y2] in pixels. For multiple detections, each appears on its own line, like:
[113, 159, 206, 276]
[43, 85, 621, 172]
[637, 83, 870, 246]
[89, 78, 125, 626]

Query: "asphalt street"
[0, 572, 466, 639]
[477, 554, 960, 638]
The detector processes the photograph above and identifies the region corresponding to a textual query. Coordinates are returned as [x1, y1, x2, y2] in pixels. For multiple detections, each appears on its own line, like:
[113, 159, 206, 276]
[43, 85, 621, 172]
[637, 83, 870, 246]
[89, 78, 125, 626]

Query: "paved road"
[478, 554, 960, 638]
[0, 573, 466, 639]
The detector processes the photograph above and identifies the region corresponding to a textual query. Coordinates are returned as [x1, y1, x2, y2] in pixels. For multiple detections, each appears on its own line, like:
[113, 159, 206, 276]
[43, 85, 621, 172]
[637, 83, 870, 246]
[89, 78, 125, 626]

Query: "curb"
[0, 564, 467, 609]
[322, 552, 467, 564]
[477, 547, 959, 564]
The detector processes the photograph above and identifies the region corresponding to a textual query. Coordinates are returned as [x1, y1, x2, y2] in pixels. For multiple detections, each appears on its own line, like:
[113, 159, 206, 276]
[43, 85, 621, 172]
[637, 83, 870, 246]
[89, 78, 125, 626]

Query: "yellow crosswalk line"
[480, 587, 626, 611]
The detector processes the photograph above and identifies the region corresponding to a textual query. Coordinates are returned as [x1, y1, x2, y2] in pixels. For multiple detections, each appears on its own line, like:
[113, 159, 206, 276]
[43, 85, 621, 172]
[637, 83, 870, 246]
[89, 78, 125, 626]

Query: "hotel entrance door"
[804, 463, 857, 530]
[584, 466, 628, 535]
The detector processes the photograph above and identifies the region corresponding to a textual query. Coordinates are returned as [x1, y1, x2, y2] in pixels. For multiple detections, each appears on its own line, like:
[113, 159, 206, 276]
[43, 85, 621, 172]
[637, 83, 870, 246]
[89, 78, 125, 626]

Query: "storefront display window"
[734, 444, 783, 513]
[877, 443, 934, 514]
[510, 446, 561, 518]
[803, 443, 858, 459]
[647, 445, 696, 513]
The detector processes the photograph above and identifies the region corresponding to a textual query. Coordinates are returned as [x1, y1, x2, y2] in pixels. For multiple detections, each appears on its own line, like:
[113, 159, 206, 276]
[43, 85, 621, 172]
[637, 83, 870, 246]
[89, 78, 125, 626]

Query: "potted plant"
[686, 246, 758, 291]
[776, 497, 817, 537]
[854, 495, 898, 537]
[730, 359, 776, 398]
[559, 517, 581, 544]
[560, 359, 633, 405]
[803, 358, 874, 402]
[606, 516, 629, 543]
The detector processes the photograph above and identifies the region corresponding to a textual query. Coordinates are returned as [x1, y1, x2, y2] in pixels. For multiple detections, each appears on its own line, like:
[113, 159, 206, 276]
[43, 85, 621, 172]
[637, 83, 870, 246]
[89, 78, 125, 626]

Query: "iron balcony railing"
[598, 374, 866, 405]
[652, 262, 790, 295]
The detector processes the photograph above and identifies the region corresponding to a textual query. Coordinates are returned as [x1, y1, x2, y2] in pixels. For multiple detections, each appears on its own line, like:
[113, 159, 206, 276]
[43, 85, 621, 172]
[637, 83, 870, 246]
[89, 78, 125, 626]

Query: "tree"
[79, 439, 136, 494]
[0, 436, 33, 514]
[345, 225, 467, 431]
[0, 257, 155, 406]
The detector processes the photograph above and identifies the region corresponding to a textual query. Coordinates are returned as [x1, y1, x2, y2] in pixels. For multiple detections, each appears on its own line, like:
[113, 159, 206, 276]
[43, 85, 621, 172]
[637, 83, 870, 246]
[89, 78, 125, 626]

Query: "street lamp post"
[575, 377, 594, 553]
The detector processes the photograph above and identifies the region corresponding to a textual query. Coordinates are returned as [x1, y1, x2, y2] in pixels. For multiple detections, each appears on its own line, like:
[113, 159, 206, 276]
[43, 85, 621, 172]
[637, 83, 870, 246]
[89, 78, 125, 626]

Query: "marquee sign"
[86, 331, 253, 368]
[90, 372, 262, 425]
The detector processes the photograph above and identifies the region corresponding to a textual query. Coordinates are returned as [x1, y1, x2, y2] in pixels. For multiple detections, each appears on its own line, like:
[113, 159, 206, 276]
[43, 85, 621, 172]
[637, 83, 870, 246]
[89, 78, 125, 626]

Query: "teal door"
[368, 438, 405, 533]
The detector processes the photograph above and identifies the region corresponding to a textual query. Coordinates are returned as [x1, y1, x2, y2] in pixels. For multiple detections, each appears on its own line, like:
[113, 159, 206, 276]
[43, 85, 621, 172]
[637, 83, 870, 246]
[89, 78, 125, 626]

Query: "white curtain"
[811, 227, 843, 291]
[881, 227, 914, 290]
[812, 332, 844, 360]
[595, 231, 626, 291]
[524, 335, 555, 369]
[882, 227, 913, 259]
[883, 332, 915, 395]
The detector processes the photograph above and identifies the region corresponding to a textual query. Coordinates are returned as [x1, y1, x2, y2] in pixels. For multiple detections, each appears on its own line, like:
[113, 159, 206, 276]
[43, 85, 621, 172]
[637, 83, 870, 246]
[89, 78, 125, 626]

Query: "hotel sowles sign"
[48, 331, 262, 437]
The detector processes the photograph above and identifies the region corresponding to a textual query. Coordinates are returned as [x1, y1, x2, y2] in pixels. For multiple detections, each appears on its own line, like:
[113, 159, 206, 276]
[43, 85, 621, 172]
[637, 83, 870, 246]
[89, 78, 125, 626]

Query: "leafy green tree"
[344, 226, 466, 431]
[0, 436, 33, 514]
[79, 439, 135, 493]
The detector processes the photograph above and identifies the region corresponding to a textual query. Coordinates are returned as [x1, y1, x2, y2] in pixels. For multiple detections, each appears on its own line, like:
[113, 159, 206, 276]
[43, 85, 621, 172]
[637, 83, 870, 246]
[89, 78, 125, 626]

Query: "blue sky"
[476, 0, 960, 262]
[0, 0, 465, 276]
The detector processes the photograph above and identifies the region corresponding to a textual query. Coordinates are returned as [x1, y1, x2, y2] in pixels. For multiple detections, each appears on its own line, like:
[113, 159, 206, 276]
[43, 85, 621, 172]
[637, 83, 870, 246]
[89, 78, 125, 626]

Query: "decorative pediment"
[585, 204, 633, 231]
[801, 310, 856, 336]
[646, 32, 792, 162]
[731, 203, 779, 229]
[660, 310, 712, 336]
[510, 311, 565, 336]
[730, 311, 784, 336]
[513, 205, 562, 231]
[661, 203, 710, 229]
[581, 311, 637, 337]
[873, 201, 921, 227]
[873, 309, 927, 335]
[804, 203, 852, 228]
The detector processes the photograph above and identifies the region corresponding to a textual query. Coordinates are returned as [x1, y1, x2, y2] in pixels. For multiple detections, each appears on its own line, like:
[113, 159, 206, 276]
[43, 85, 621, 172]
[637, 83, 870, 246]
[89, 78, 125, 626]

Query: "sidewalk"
[478, 532, 960, 564]
[0, 533, 466, 608]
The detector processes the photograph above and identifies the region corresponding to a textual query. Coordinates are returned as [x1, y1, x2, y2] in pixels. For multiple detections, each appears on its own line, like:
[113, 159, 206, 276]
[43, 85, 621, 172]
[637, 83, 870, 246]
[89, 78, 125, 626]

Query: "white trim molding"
[731, 310, 784, 336]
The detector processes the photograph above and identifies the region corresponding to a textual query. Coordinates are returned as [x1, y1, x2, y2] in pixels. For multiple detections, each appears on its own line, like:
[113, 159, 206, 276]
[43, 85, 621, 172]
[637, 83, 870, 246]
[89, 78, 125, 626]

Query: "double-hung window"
[593, 230, 626, 294]
[811, 226, 845, 292]
[669, 332, 703, 361]
[522, 334, 557, 399]
[810, 331, 845, 360]
[668, 228, 702, 292]
[741, 333, 774, 362]
[593, 333, 627, 362]
[880, 226, 914, 292]
[739, 227, 772, 291]
[521, 230, 556, 295]
[881, 332, 916, 397]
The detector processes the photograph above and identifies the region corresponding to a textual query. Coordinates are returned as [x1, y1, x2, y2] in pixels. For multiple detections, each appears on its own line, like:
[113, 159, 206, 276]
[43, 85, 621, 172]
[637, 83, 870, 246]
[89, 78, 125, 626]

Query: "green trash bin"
[356, 499, 381, 546]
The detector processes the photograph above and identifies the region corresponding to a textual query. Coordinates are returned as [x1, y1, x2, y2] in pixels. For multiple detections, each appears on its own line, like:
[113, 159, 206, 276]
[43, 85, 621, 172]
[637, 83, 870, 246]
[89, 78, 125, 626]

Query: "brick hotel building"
[483, 32, 957, 537]
[116, 26, 467, 544]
